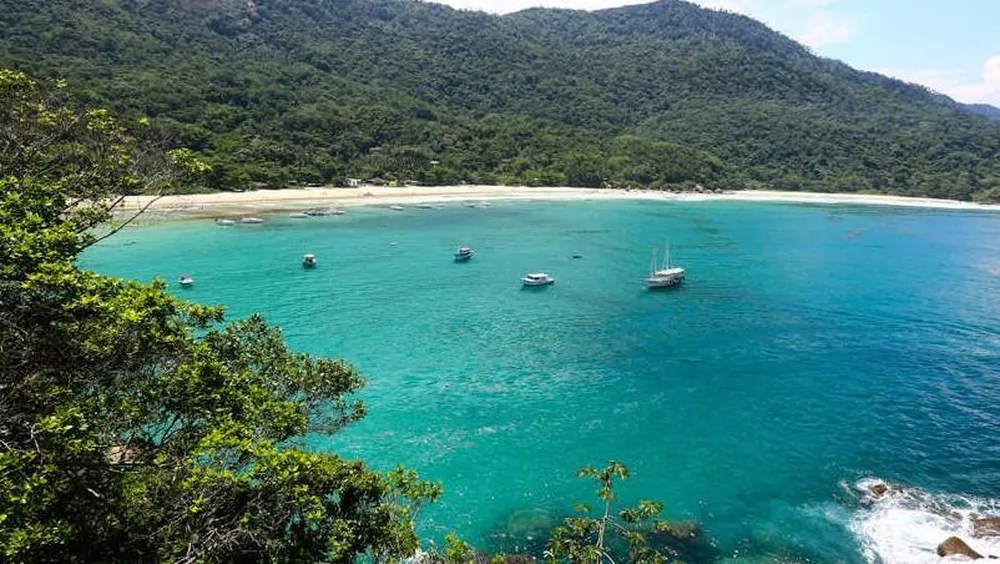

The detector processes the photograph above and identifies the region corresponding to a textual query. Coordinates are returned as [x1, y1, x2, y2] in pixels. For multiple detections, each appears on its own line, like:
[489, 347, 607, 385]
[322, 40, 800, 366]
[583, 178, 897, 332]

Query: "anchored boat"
[522, 272, 555, 287]
[645, 246, 685, 289]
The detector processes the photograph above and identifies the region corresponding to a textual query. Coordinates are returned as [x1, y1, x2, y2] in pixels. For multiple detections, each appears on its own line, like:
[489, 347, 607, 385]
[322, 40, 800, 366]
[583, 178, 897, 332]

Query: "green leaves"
[619, 500, 663, 524]
[442, 532, 475, 564]
[1, 69, 438, 562]
[386, 464, 444, 506]
[578, 460, 629, 503]
[0, 70, 204, 281]
[546, 462, 681, 564]
[6, 1, 999, 195]
[168, 147, 212, 176]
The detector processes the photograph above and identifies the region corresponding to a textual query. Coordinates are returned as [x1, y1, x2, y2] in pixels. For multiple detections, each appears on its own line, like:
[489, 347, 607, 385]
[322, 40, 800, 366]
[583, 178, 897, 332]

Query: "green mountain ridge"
[2, 0, 999, 200]
[963, 103, 1000, 122]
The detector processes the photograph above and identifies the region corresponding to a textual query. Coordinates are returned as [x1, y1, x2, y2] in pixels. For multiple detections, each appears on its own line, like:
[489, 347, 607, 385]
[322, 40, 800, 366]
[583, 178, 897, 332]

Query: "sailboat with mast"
[645, 245, 686, 289]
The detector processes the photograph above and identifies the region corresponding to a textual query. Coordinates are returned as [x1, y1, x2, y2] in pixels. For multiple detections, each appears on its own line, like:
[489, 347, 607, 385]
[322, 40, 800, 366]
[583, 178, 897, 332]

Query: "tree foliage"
[0, 68, 439, 563]
[1, 0, 998, 199]
[544, 461, 677, 564]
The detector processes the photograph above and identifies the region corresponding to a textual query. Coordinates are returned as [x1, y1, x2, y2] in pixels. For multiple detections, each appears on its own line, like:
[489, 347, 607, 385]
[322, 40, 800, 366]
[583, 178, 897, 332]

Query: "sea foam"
[848, 478, 1000, 562]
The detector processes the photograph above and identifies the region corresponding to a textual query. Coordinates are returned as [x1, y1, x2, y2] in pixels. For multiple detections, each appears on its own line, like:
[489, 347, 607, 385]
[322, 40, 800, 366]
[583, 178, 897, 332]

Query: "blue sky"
[432, 0, 1000, 106]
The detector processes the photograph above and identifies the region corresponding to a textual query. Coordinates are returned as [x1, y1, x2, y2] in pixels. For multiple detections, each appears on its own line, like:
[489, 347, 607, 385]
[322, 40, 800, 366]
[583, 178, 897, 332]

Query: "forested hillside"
[2, 0, 999, 200]
[964, 103, 1000, 122]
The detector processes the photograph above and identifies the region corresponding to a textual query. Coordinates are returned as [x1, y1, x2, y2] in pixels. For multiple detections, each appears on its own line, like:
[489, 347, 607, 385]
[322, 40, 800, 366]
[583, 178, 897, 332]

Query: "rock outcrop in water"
[937, 536, 983, 559]
[854, 479, 891, 503]
[974, 518, 1000, 538]
[852, 479, 1000, 561]
[652, 521, 701, 540]
[868, 483, 888, 498]
[938, 537, 996, 560]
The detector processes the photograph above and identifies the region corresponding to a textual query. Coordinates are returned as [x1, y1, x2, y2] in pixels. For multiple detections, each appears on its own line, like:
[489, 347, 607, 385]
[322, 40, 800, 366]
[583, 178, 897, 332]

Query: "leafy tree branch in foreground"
[545, 461, 696, 564]
[0, 68, 439, 563]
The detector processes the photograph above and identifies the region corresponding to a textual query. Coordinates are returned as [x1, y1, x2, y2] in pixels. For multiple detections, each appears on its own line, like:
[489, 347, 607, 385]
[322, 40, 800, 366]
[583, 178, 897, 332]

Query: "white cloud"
[794, 11, 856, 49]
[880, 55, 1000, 106]
[945, 55, 1000, 106]
[878, 67, 970, 90]
[788, 0, 835, 8]
[985, 55, 1000, 83]
[693, 1, 856, 51]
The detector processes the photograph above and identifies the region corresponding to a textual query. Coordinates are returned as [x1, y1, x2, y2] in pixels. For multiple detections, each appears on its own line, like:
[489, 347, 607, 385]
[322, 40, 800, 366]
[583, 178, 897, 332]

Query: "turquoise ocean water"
[82, 200, 1000, 562]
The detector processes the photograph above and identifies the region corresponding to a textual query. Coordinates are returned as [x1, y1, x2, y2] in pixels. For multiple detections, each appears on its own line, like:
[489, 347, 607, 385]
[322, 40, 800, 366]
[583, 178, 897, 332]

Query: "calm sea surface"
[82, 200, 1000, 562]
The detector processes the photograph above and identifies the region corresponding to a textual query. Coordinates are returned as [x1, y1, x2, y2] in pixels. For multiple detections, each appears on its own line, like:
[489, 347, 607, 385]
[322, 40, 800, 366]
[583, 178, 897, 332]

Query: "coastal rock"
[974, 518, 1000, 538]
[869, 483, 888, 498]
[654, 521, 701, 540]
[647, 520, 717, 562]
[937, 536, 983, 559]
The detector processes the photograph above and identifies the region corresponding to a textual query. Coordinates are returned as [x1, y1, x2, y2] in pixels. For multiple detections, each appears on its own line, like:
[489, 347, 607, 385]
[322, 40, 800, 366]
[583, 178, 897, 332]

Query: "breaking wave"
[847, 478, 1000, 563]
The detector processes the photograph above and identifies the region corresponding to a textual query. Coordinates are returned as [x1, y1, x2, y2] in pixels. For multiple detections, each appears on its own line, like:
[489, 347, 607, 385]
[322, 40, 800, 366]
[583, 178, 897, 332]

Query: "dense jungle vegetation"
[2, 0, 999, 200]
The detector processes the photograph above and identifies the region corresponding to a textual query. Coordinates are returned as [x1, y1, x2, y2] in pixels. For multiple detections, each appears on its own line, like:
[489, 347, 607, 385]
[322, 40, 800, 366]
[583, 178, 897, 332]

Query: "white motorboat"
[288, 212, 309, 219]
[454, 246, 474, 262]
[522, 272, 555, 286]
[331, 209, 346, 215]
[178, 275, 194, 288]
[645, 246, 685, 289]
[302, 254, 317, 268]
[240, 217, 265, 224]
[215, 218, 236, 226]
[389, 205, 405, 211]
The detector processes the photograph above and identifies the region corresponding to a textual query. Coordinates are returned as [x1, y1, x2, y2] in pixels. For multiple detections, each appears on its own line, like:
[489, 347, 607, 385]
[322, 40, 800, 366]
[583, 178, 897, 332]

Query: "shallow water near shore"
[82, 200, 1000, 562]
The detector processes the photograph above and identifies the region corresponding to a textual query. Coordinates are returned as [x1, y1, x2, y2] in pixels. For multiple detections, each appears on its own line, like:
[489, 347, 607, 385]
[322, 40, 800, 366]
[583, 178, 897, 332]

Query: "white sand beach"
[116, 185, 1000, 219]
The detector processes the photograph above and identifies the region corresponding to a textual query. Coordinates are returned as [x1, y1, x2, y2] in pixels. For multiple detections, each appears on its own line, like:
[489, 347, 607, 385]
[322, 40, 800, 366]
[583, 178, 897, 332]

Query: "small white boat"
[331, 209, 346, 215]
[522, 272, 555, 287]
[646, 246, 685, 289]
[178, 275, 194, 288]
[454, 246, 474, 262]
[240, 217, 264, 224]
[417, 203, 434, 209]
[305, 209, 330, 217]
[288, 212, 309, 219]
[302, 254, 317, 268]
[215, 218, 236, 226]
[389, 205, 405, 211]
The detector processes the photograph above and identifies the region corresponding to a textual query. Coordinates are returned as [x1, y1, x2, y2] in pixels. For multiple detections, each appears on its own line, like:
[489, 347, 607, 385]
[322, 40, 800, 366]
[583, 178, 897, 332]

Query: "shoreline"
[115, 186, 1000, 219]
